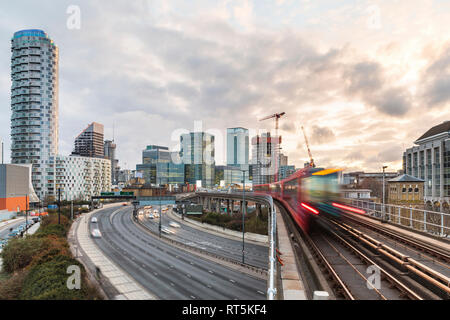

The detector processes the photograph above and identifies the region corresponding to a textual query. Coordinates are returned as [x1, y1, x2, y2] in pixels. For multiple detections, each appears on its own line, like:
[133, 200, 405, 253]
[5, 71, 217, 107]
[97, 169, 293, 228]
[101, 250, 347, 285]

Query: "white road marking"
[170, 283, 175, 287]
[190, 295, 196, 299]
[208, 270, 214, 274]
[229, 279, 236, 283]
[257, 290, 265, 295]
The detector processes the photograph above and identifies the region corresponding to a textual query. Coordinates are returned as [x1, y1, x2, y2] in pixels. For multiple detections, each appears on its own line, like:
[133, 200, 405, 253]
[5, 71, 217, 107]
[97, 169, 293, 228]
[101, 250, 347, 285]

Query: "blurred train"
[253, 167, 365, 232]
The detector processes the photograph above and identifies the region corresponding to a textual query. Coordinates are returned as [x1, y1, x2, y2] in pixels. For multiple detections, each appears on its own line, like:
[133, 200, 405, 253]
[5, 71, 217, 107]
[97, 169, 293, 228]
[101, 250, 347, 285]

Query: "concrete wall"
[0, 164, 30, 212]
[0, 210, 17, 222]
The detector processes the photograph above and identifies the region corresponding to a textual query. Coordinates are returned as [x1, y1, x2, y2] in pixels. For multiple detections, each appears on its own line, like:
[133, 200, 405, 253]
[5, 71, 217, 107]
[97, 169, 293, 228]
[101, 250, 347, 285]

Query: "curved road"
[91, 206, 266, 300]
[140, 207, 268, 269]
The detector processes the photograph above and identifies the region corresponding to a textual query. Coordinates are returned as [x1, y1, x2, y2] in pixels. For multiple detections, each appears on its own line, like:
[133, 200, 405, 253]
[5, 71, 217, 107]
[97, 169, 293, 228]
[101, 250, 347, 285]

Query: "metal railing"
[345, 199, 450, 237]
[194, 192, 278, 300]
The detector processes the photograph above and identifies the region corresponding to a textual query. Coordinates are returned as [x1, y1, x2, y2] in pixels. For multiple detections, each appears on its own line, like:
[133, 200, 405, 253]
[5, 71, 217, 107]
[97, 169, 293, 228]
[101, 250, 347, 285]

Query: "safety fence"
[346, 199, 450, 237]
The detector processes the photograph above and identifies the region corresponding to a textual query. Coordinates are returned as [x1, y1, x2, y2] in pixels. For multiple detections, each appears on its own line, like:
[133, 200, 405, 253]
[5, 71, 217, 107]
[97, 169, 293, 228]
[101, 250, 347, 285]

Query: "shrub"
[35, 224, 67, 238]
[0, 270, 29, 300]
[0, 237, 46, 273]
[20, 255, 101, 300]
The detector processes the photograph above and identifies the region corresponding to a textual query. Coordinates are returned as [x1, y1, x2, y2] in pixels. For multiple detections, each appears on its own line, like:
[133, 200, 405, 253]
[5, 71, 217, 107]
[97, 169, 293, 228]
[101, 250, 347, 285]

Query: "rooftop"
[388, 174, 424, 183]
[416, 121, 450, 142]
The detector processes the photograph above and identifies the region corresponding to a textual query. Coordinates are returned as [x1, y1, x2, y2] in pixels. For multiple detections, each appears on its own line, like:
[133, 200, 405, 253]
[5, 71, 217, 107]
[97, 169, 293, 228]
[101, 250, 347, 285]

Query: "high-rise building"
[403, 121, 450, 211]
[280, 153, 288, 167]
[73, 122, 104, 158]
[104, 140, 118, 184]
[11, 29, 59, 201]
[251, 132, 281, 185]
[180, 132, 215, 188]
[227, 128, 249, 166]
[136, 146, 184, 185]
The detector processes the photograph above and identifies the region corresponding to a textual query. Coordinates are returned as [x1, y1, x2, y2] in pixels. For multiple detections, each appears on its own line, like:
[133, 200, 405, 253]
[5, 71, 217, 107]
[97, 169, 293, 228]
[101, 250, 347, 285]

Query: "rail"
[346, 199, 450, 237]
[195, 192, 278, 300]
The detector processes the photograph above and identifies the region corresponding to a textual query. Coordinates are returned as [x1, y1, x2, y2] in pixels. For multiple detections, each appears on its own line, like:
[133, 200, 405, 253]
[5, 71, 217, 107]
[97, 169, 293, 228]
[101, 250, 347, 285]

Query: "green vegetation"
[190, 208, 269, 235]
[0, 212, 102, 300]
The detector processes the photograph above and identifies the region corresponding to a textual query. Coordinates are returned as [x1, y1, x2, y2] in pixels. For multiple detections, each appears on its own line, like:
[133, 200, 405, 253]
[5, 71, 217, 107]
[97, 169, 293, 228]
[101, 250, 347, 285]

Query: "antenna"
[113, 121, 115, 142]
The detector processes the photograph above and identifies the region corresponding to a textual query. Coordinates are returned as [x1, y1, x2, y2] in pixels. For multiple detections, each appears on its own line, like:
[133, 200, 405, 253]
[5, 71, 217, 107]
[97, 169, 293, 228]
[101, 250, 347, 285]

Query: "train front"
[301, 168, 365, 220]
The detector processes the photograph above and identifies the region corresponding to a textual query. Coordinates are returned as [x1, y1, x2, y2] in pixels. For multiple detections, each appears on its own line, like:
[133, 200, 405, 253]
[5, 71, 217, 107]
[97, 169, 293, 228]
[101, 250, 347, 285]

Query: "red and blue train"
[253, 167, 365, 232]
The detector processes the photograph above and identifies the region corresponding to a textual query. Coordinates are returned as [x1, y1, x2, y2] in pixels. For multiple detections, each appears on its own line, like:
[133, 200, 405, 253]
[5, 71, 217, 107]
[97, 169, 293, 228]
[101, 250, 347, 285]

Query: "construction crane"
[301, 126, 315, 168]
[259, 112, 286, 182]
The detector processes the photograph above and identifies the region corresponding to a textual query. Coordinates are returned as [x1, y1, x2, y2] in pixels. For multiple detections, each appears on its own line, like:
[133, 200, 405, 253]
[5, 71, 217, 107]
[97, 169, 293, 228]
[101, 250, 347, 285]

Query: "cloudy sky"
[1, 0, 449, 172]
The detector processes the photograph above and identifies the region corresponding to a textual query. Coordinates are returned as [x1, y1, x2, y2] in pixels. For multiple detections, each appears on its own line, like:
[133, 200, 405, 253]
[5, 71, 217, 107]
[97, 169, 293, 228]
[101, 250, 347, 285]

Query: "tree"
[359, 178, 383, 199]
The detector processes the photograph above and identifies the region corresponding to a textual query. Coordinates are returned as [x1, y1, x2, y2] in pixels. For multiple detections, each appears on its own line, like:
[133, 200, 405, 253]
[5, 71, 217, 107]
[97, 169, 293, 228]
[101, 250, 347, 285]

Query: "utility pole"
[382, 166, 388, 221]
[242, 170, 246, 264]
[71, 200, 74, 220]
[25, 194, 28, 235]
[58, 188, 61, 225]
[158, 178, 162, 238]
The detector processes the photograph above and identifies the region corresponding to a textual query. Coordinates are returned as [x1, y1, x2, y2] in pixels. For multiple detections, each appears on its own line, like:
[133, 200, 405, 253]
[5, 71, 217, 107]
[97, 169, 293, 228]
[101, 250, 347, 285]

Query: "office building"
[180, 132, 215, 188]
[73, 122, 104, 158]
[227, 128, 249, 166]
[11, 29, 59, 201]
[403, 121, 450, 211]
[251, 132, 281, 185]
[54, 155, 111, 201]
[279, 165, 296, 180]
[136, 146, 184, 185]
[104, 140, 119, 184]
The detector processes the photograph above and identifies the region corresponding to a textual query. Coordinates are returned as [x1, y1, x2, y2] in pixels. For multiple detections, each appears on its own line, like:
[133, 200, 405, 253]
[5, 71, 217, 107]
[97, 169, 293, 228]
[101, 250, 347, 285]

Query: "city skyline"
[1, 1, 450, 173]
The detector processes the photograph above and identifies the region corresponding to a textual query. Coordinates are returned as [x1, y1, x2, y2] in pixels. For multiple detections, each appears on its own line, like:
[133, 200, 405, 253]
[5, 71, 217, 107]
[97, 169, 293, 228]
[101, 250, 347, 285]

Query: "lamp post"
[382, 165, 388, 221]
[158, 177, 162, 238]
[237, 167, 249, 264]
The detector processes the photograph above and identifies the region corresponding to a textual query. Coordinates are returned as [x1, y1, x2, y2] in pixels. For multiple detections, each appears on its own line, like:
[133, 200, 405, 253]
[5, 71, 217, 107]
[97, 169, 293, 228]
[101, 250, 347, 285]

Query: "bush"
[35, 224, 67, 238]
[20, 255, 101, 300]
[0, 270, 29, 300]
[1, 237, 46, 273]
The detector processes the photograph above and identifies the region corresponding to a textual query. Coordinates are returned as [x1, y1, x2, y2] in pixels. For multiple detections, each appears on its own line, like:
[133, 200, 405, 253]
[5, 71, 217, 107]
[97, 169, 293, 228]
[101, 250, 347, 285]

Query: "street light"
[158, 177, 162, 238]
[382, 165, 388, 221]
[236, 167, 249, 264]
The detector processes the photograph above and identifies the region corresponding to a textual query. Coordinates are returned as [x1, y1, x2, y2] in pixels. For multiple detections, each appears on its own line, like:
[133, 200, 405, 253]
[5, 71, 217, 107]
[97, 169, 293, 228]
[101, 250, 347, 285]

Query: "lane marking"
[257, 290, 265, 295]
[229, 279, 236, 283]
[190, 295, 196, 299]
[208, 270, 214, 274]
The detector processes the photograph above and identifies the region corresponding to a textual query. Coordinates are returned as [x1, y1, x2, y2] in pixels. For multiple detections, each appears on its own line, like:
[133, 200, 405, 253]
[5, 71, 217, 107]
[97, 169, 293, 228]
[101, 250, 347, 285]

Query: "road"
[140, 206, 268, 269]
[91, 206, 266, 300]
[0, 219, 25, 239]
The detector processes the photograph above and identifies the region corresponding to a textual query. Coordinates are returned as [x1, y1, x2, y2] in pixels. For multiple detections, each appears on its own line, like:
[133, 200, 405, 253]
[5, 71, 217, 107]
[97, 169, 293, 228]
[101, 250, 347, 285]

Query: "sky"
[1, 0, 450, 172]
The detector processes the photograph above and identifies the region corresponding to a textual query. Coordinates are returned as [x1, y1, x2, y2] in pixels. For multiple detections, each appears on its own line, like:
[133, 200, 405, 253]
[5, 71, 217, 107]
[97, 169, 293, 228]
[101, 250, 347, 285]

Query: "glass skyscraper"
[11, 30, 59, 201]
[180, 132, 215, 188]
[227, 128, 249, 166]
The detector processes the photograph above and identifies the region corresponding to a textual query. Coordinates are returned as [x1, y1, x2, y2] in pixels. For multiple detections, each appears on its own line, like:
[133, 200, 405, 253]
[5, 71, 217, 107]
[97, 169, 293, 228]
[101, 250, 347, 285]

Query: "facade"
[341, 189, 372, 200]
[403, 121, 450, 211]
[180, 133, 215, 188]
[280, 153, 288, 167]
[279, 165, 296, 180]
[342, 171, 398, 187]
[136, 146, 184, 185]
[216, 165, 251, 187]
[251, 132, 281, 185]
[104, 140, 119, 184]
[0, 164, 39, 212]
[226, 128, 249, 166]
[11, 29, 59, 201]
[387, 174, 424, 206]
[73, 122, 104, 158]
[54, 155, 111, 201]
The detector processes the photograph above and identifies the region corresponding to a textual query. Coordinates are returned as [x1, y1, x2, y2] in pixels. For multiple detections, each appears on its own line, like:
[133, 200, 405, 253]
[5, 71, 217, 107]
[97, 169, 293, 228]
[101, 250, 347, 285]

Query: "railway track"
[277, 200, 449, 299]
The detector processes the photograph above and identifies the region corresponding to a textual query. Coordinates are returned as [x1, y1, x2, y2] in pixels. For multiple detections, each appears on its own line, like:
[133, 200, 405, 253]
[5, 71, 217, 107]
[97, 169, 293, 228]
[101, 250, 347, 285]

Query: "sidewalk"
[70, 204, 156, 300]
